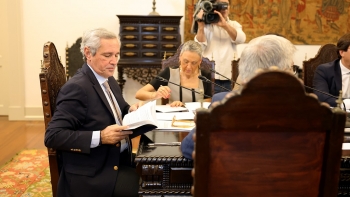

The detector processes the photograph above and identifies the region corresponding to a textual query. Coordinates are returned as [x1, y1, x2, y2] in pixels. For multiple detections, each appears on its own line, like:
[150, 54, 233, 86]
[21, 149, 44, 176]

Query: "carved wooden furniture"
[65, 37, 84, 79]
[160, 43, 215, 104]
[303, 44, 338, 93]
[231, 58, 239, 86]
[194, 71, 346, 197]
[135, 131, 192, 197]
[116, 15, 182, 91]
[39, 42, 66, 197]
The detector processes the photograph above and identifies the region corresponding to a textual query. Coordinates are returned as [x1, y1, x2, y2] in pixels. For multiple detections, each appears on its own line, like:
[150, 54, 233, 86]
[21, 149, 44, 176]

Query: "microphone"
[155, 76, 211, 98]
[304, 85, 346, 111]
[198, 75, 231, 92]
[209, 68, 241, 86]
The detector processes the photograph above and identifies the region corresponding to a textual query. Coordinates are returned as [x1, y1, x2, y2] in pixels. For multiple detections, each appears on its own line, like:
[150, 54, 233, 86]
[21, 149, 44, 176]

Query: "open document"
[123, 100, 158, 130]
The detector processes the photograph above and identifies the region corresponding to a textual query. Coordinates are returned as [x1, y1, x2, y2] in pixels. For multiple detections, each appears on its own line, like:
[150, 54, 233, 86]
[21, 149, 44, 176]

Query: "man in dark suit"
[313, 33, 350, 107]
[181, 34, 297, 159]
[45, 28, 152, 197]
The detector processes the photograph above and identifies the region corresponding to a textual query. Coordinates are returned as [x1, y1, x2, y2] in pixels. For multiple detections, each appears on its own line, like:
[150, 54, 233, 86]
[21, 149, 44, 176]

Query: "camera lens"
[205, 13, 219, 24]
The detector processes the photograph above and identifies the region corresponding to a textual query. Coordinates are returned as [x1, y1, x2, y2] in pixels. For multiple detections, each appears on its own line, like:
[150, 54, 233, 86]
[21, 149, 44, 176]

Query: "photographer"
[194, 0, 246, 93]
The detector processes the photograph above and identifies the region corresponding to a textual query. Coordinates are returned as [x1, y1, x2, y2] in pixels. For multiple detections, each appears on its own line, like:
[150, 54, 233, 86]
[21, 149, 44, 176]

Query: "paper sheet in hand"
[123, 100, 158, 129]
[155, 105, 188, 113]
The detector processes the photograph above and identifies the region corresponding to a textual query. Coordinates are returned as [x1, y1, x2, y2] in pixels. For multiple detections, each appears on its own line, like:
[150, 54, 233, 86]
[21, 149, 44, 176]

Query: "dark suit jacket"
[313, 59, 342, 107]
[45, 63, 152, 197]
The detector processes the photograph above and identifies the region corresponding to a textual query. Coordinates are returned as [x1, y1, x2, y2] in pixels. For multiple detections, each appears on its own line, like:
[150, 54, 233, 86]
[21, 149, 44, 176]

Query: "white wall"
[1, 0, 322, 120]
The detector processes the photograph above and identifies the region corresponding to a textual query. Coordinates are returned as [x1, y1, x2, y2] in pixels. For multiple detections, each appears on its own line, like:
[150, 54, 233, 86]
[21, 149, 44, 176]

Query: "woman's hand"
[170, 101, 184, 107]
[155, 85, 171, 99]
[129, 101, 144, 112]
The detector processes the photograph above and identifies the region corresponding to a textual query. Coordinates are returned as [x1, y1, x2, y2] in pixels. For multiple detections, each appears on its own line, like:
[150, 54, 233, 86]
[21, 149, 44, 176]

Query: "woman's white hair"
[238, 35, 296, 81]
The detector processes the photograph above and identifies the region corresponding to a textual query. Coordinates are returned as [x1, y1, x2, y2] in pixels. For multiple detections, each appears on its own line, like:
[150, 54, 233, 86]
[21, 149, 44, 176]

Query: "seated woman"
[135, 40, 212, 106]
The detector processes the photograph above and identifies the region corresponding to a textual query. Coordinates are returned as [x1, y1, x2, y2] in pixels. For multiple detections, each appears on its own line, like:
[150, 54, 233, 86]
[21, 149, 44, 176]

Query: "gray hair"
[239, 35, 296, 81]
[80, 28, 120, 61]
[180, 40, 203, 58]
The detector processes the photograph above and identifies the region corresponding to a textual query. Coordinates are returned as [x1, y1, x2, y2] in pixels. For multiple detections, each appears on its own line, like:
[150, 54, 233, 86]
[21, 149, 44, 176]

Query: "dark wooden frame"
[194, 71, 345, 197]
[65, 37, 84, 79]
[303, 44, 338, 93]
[231, 58, 239, 86]
[39, 42, 66, 197]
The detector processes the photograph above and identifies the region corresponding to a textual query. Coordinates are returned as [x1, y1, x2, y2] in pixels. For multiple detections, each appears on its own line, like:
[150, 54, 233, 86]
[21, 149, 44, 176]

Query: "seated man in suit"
[313, 33, 350, 108]
[181, 34, 297, 159]
[45, 28, 154, 197]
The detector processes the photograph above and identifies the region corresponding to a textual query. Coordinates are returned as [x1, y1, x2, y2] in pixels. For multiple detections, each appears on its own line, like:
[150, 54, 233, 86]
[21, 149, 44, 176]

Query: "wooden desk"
[135, 131, 192, 197]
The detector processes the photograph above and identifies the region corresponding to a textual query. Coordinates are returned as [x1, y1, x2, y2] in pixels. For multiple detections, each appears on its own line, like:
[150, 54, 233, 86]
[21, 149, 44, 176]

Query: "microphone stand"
[155, 76, 211, 98]
[198, 75, 231, 92]
[209, 68, 241, 86]
[304, 85, 346, 111]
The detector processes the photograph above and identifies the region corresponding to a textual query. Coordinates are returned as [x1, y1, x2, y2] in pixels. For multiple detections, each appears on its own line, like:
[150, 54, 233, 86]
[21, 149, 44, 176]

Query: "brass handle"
[163, 44, 176, 48]
[166, 52, 174, 56]
[163, 35, 175, 40]
[124, 44, 136, 48]
[163, 27, 176, 31]
[143, 35, 157, 40]
[143, 27, 157, 31]
[143, 52, 156, 57]
[143, 44, 156, 48]
[124, 26, 137, 31]
[124, 52, 136, 56]
[124, 35, 136, 39]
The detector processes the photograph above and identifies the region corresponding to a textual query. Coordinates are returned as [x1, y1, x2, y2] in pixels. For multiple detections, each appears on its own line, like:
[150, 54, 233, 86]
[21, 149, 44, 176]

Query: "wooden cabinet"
[116, 15, 182, 92]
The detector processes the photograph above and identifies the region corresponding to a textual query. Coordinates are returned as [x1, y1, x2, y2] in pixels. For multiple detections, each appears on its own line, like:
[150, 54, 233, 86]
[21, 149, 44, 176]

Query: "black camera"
[199, 0, 228, 24]
[191, 0, 228, 33]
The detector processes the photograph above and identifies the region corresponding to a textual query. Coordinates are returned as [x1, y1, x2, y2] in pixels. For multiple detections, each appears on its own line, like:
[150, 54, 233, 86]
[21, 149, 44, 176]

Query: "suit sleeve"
[181, 128, 195, 160]
[45, 82, 93, 154]
[313, 64, 337, 107]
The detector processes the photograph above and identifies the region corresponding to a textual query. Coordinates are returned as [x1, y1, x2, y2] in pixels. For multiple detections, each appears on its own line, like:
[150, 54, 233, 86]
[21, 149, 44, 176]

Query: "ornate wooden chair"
[161, 44, 215, 104]
[39, 42, 66, 197]
[231, 58, 239, 84]
[303, 44, 338, 93]
[193, 71, 345, 197]
[66, 37, 84, 79]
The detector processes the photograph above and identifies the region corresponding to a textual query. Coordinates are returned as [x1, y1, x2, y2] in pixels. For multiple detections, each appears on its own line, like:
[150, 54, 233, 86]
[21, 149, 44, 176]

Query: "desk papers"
[156, 112, 194, 121]
[155, 105, 187, 113]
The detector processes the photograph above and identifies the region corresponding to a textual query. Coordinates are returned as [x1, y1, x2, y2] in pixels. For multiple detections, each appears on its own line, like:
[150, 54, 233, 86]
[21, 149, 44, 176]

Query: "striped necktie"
[102, 80, 132, 163]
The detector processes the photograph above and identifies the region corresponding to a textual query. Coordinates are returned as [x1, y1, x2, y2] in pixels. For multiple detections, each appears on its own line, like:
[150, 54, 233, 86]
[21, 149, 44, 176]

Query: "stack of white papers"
[155, 105, 187, 113]
[184, 102, 211, 112]
[156, 112, 195, 121]
[156, 120, 194, 131]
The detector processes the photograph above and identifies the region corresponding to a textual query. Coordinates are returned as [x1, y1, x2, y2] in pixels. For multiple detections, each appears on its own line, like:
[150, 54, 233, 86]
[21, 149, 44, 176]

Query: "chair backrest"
[303, 44, 338, 93]
[194, 71, 345, 197]
[39, 42, 66, 197]
[231, 58, 239, 85]
[66, 37, 84, 79]
[161, 43, 215, 104]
